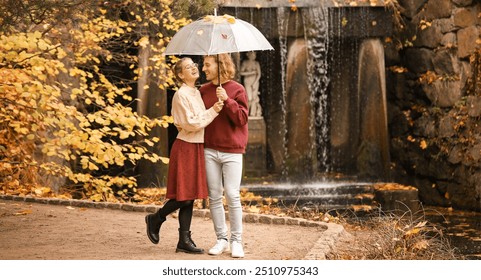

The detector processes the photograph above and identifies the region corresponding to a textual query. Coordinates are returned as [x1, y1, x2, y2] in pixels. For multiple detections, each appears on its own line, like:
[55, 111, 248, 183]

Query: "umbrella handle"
[217, 54, 221, 87]
[217, 83, 222, 102]
[217, 53, 222, 101]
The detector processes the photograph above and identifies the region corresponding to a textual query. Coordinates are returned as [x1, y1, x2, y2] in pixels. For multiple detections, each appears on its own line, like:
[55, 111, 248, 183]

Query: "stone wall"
[386, 0, 481, 211]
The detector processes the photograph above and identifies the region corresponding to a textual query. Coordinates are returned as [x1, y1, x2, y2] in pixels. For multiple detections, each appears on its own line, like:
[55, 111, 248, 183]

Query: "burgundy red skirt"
[166, 139, 208, 201]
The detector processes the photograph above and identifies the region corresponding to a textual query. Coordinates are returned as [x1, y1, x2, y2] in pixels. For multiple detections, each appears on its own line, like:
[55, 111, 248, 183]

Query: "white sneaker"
[208, 239, 229, 255]
[231, 241, 244, 258]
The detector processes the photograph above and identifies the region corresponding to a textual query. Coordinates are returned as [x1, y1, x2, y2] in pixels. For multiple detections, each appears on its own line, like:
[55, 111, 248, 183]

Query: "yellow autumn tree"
[0, 0, 215, 201]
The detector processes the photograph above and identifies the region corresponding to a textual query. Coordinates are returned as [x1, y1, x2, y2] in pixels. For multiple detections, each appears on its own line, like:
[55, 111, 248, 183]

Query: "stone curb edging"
[0, 194, 346, 260]
[304, 223, 349, 260]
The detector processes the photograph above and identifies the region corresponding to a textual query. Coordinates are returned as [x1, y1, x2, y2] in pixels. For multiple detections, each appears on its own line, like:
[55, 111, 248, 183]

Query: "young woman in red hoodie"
[199, 53, 249, 258]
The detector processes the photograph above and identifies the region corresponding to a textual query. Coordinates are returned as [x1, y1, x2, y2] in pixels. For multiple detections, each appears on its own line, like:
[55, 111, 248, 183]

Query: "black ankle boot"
[145, 213, 166, 244]
[176, 230, 204, 254]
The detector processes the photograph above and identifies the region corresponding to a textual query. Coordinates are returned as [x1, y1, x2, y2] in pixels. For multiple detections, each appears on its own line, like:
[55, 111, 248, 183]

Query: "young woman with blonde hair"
[145, 57, 224, 254]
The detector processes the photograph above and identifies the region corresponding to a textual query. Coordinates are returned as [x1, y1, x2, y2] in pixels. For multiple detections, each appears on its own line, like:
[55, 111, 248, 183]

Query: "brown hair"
[171, 57, 191, 84]
[204, 53, 236, 81]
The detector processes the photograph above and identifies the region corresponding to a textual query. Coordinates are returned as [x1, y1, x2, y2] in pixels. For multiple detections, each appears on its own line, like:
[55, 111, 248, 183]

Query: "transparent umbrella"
[164, 13, 274, 56]
[164, 12, 274, 85]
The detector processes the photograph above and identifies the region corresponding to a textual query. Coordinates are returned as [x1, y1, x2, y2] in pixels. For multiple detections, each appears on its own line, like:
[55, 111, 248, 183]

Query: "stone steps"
[243, 181, 420, 214]
[243, 182, 376, 212]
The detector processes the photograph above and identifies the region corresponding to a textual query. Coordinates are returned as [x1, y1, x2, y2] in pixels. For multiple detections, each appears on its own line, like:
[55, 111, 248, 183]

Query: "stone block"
[47, 198, 62, 205]
[70, 200, 91, 208]
[243, 213, 259, 223]
[423, 0, 453, 20]
[433, 49, 460, 75]
[413, 21, 443, 48]
[58, 200, 71, 206]
[145, 206, 159, 213]
[448, 145, 464, 164]
[106, 202, 121, 210]
[12, 196, 25, 201]
[438, 115, 457, 138]
[413, 114, 437, 137]
[468, 144, 481, 162]
[422, 79, 462, 107]
[245, 117, 266, 176]
[437, 17, 456, 33]
[258, 215, 272, 224]
[404, 48, 434, 74]
[133, 205, 145, 212]
[457, 26, 479, 58]
[286, 218, 302, 226]
[374, 185, 420, 213]
[271, 217, 287, 225]
[121, 204, 134, 211]
[441, 32, 456, 48]
[454, 7, 477, 27]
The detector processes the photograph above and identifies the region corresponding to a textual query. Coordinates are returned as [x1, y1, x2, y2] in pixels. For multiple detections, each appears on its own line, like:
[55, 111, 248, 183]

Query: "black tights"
[156, 199, 194, 231]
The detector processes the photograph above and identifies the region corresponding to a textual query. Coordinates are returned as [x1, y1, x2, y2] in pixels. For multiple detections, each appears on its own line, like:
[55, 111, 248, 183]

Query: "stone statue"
[240, 51, 262, 117]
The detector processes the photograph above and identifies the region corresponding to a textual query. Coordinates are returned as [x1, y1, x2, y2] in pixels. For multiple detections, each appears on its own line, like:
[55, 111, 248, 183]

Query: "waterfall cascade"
[220, 1, 399, 210]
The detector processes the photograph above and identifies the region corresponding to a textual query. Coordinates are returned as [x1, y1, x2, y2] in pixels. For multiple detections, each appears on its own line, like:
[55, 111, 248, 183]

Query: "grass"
[325, 207, 462, 260]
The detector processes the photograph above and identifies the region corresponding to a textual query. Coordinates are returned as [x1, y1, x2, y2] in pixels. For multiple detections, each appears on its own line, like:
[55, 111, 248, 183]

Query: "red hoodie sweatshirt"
[199, 80, 249, 153]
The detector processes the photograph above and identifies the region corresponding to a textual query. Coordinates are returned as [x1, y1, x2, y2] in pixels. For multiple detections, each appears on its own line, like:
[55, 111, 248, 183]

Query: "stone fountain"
[218, 0, 418, 211]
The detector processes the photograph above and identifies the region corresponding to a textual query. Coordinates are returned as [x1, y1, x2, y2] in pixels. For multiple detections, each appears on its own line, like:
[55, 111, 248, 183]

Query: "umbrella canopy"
[164, 14, 274, 56]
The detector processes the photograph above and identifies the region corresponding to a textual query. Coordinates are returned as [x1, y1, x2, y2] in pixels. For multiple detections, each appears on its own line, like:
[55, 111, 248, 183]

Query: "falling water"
[276, 7, 289, 179]
[302, 6, 330, 173]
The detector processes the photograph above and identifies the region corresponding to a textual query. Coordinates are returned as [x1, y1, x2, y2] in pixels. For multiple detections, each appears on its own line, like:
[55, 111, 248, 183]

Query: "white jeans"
[204, 148, 243, 243]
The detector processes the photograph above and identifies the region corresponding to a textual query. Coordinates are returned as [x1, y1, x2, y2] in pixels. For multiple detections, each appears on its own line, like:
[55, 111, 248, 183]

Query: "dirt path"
[0, 198, 330, 260]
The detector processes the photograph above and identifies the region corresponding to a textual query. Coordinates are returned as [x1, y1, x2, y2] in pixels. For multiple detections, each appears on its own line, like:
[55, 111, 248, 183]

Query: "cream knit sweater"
[171, 84, 218, 143]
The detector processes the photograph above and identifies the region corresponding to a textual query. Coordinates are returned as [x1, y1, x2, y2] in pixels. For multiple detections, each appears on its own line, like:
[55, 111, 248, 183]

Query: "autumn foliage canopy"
[0, 0, 214, 201]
